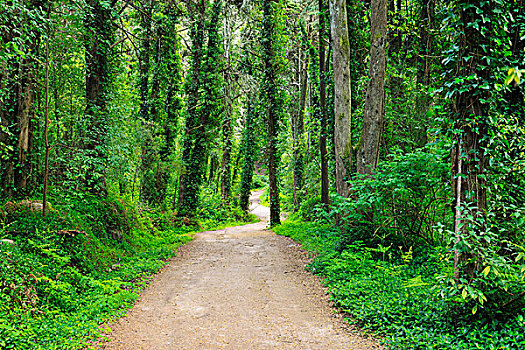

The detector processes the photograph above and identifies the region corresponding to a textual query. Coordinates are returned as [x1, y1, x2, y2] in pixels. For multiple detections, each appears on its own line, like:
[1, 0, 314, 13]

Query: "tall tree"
[83, 0, 115, 196]
[221, 3, 234, 205]
[178, 0, 207, 215]
[329, 0, 352, 197]
[357, 0, 387, 175]
[450, 0, 493, 279]
[319, 0, 330, 205]
[292, 21, 309, 210]
[178, 0, 223, 216]
[0, 0, 44, 198]
[239, 96, 257, 211]
[261, 0, 286, 226]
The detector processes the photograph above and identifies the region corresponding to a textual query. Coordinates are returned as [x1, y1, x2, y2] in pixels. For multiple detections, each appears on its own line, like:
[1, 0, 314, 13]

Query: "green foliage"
[275, 220, 525, 350]
[312, 150, 451, 250]
[433, 208, 525, 313]
[197, 187, 252, 229]
[0, 187, 253, 349]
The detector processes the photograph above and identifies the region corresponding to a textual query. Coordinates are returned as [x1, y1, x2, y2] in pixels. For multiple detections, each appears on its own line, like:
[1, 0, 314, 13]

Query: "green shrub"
[275, 220, 525, 350]
[324, 150, 451, 250]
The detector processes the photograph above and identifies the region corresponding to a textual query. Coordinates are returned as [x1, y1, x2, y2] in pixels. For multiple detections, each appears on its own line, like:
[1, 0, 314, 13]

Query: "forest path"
[99, 190, 381, 350]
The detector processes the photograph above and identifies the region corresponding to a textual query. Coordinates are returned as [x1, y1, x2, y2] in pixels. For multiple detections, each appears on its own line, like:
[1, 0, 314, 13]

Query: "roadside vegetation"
[276, 150, 525, 350]
[0, 189, 253, 350]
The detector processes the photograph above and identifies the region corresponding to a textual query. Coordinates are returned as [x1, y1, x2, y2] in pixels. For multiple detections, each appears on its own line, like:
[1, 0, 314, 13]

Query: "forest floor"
[97, 190, 381, 350]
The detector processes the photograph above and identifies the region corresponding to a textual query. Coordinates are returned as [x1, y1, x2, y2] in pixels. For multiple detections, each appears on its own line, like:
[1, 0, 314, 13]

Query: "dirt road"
[100, 191, 380, 350]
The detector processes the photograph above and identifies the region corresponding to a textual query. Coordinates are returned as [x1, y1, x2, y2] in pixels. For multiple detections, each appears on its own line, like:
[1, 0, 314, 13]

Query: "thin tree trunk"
[414, 0, 435, 146]
[319, 0, 329, 206]
[239, 98, 257, 212]
[451, 0, 491, 280]
[357, 0, 387, 175]
[329, 0, 352, 197]
[221, 7, 233, 205]
[43, 4, 50, 216]
[292, 28, 308, 211]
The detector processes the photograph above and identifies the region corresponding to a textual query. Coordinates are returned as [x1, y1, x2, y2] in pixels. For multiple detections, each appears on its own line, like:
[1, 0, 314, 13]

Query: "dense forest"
[0, 0, 524, 348]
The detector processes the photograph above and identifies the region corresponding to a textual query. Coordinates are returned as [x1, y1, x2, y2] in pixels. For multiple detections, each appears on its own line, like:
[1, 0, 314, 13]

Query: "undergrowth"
[0, 189, 254, 350]
[275, 220, 525, 350]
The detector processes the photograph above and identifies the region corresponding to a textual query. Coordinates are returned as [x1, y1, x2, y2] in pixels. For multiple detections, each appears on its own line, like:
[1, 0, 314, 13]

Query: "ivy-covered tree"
[239, 96, 257, 211]
[0, 0, 46, 198]
[83, 0, 116, 196]
[178, 0, 224, 216]
[261, 0, 288, 226]
[318, 0, 329, 205]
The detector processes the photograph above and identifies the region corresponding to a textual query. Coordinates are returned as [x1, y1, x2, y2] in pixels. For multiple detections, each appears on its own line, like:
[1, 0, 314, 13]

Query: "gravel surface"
[99, 191, 382, 350]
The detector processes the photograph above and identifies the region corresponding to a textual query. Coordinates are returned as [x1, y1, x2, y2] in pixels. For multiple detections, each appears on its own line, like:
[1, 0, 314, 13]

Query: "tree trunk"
[414, 0, 435, 146]
[451, 0, 491, 280]
[239, 98, 257, 212]
[262, 0, 281, 226]
[319, 0, 330, 206]
[163, 9, 183, 207]
[178, 0, 207, 215]
[329, 0, 352, 197]
[0, 0, 41, 198]
[357, 0, 387, 175]
[43, 4, 50, 216]
[387, 0, 405, 151]
[221, 7, 233, 205]
[292, 25, 309, 211]
[84, 0, 113, 196]
[139, 1, 153, 123]
[178, 0, 223, 215]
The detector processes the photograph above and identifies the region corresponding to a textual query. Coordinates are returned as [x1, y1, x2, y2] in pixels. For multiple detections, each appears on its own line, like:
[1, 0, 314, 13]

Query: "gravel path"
[99, 191, 381, 350]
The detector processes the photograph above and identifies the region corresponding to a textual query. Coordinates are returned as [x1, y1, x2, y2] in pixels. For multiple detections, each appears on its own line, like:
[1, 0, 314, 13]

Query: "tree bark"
[357, 0, 387, 175]
[329, 0, 352, 197]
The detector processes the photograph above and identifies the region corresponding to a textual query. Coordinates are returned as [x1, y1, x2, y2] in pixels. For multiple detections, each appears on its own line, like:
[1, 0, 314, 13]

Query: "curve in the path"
[100, 190, 381, 350]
